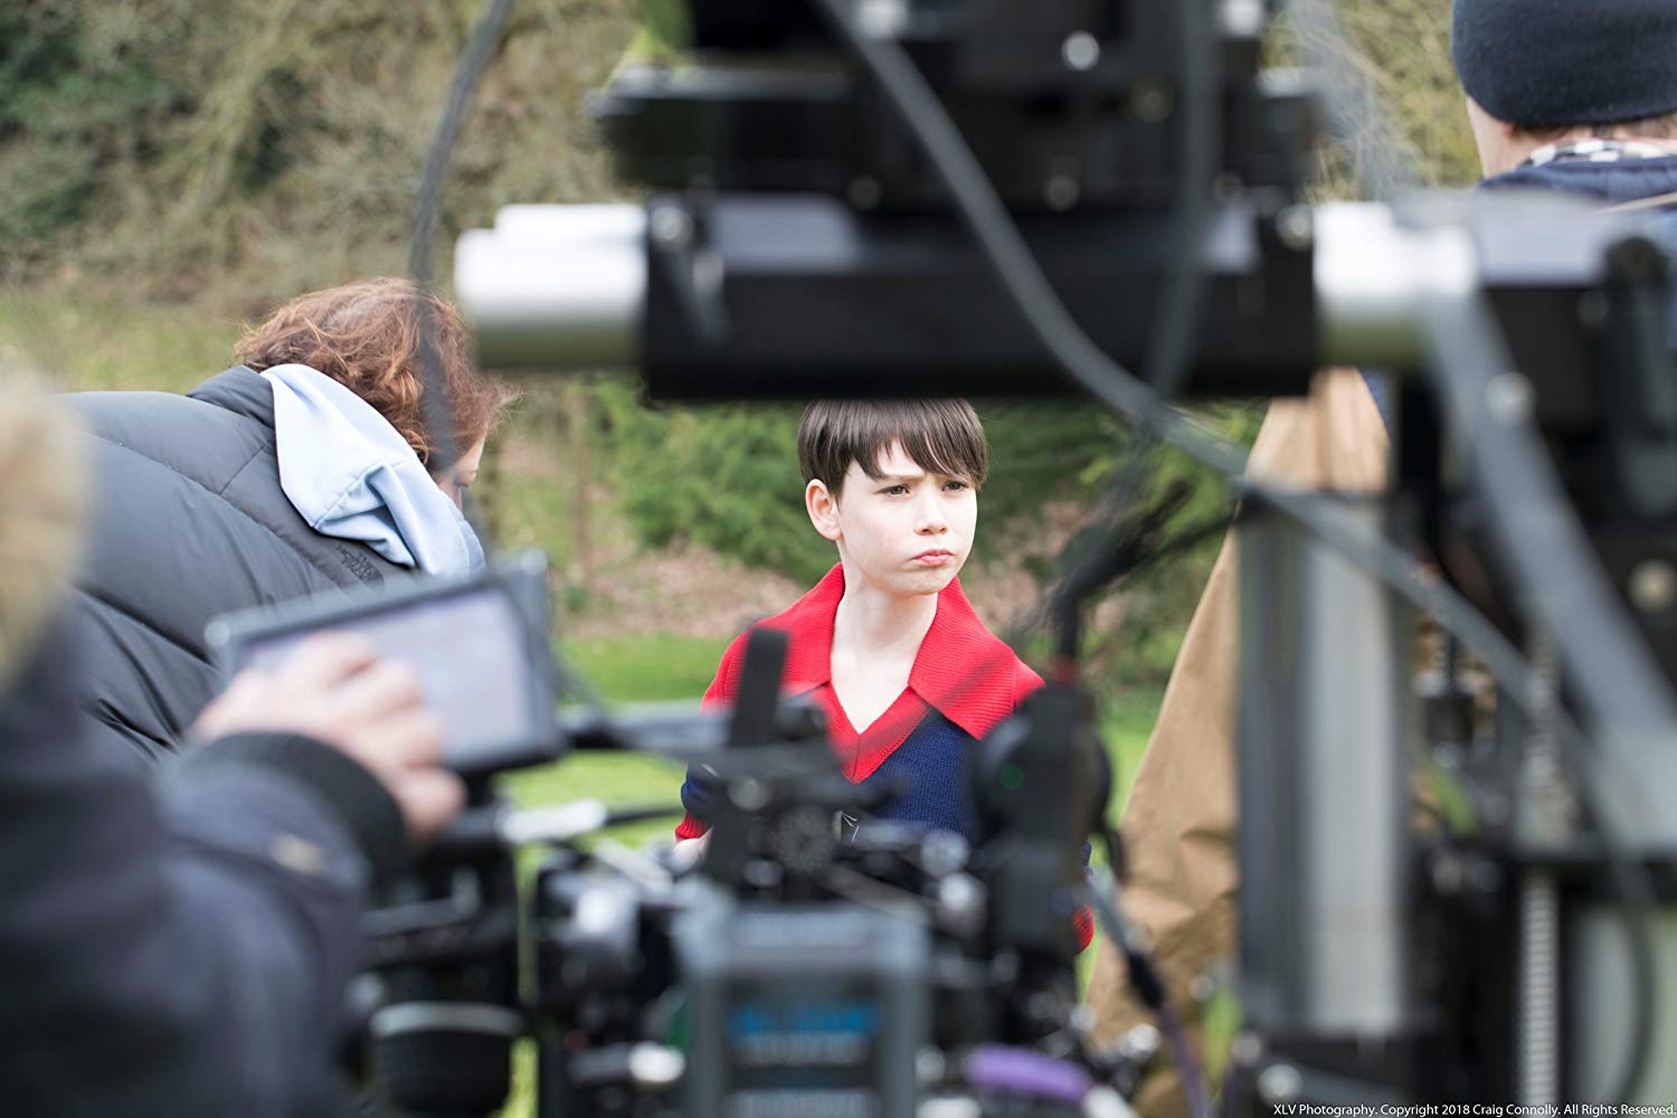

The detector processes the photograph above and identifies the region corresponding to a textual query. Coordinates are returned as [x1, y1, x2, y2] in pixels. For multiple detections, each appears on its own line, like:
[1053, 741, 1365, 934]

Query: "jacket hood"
[1479, 153, 1677, 210]
[260, 363, 484, 577]
[0, 385, 86, 692]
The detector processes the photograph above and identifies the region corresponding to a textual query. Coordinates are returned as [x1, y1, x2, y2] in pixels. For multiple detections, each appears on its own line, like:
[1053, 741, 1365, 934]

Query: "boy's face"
[805, 440, 979, 598]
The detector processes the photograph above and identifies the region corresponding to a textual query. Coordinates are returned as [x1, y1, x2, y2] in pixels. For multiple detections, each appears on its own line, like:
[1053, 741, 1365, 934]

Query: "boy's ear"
[806, 478, 842, 541]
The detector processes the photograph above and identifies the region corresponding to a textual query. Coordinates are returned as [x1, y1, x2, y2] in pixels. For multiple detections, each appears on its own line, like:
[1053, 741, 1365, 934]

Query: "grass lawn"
[0, 290, 240, 393]
[500, 633, 1161, 848]
[497, 635, 727, 847]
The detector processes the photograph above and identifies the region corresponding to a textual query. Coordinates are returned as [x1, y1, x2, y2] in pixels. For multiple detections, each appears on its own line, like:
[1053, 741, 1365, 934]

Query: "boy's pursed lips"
[911, 548, 956, 566]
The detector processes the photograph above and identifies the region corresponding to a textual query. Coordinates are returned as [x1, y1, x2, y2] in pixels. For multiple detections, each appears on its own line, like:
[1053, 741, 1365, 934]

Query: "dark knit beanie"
[1452, 0, 1677, 127]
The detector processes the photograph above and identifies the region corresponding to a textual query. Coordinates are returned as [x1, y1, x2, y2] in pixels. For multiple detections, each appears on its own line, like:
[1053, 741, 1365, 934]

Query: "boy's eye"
[943, 479, 970, 491]
[881, 484, 909, 496]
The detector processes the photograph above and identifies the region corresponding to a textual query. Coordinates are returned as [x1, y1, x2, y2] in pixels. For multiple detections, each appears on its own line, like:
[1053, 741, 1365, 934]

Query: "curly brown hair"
[233, 277, 514, 468]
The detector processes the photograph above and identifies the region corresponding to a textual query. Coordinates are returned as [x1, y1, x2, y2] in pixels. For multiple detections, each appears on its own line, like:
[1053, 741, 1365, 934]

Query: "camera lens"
[371, 1001, 522, 1114]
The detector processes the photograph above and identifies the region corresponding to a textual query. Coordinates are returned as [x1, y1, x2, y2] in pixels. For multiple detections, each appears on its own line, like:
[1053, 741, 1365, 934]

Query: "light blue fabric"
[261, 364, 484, 576]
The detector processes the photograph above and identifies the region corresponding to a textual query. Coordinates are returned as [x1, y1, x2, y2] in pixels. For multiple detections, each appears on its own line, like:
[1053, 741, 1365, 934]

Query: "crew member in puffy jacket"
[0, 383, 466, 1116]
[67, 277, 514, 766]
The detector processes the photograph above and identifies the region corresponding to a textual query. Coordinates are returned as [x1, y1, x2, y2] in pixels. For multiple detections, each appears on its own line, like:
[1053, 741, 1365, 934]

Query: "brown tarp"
[1086, 369, 1391, 1116]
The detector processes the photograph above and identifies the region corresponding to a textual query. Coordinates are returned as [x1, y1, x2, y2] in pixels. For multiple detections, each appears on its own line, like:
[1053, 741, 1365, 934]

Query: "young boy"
[674, 398, 1043, 845]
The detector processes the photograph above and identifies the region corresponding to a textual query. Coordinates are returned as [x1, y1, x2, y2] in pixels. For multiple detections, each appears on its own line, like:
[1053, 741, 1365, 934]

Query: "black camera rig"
[367, 0, 1677, 1114]
[347, 627, 1142, 1118]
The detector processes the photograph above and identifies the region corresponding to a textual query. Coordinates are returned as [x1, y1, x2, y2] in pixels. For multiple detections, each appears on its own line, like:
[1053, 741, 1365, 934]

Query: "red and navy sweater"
[676, 564, 1042, 843]
[676, 566, 1093, 949]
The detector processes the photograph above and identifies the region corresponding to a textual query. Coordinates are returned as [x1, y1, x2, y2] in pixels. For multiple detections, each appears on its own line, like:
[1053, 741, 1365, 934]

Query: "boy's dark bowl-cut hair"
[798, 399, 988, 495]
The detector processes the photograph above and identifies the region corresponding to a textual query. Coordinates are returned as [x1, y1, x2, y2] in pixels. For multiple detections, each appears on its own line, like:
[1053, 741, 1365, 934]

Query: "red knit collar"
[770, 563, 1035, 740]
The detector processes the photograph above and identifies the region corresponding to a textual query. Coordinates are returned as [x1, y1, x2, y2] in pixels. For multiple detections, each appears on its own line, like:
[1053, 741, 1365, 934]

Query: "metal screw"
[730, 777, 770, 811]
[1257, 1063, 1303, 1105]
[1219, 0, 1266, 37]
[628, 1044, 685, 1088]
[936, 874, 985, 932]
[1025, 991, 1062, 1023]
[1132, 80, 1175, 122]
[1467, 856, 1504, 894]
[1629, 559, 1677, 614]
[918, 1098, 981, 1118]
[1485, 371, 1534, 424]
[1431, 852, 1466, 896]
[1083, 1086, 1133, 1118]
[920, 831, 969, 877]
[1063, 31, 1101, 71]
[1275, 205, 1314, 252]
[1045, 175, 1080, 211]
[848, 176, 883, 211]
[1578, 289, 1609, 330]
[1189, 974, 1217, 1003]
[1118, 1023, 1162, 1064]
[1481, 793, 1509, 828]
[1229, 1031, 1265, 1067]
[856, 0, 909, 39]
[649, 205, 693, 251]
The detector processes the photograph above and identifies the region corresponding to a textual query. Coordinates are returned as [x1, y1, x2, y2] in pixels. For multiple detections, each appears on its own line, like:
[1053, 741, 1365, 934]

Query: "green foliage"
[1333, 1, 1480, 188]
[610, 400, 832, 583]
[637, 0, 691, 54]
[0, 0, 1478, 298]
[1023, 404, 1262, 686]
[0, 0, 641, 301]
[1270, 0, 1479, 193]
[0, 4, 190, 261]
[973, 402, 1131, 560]
[1100, 408, 1259, 681]
[603, 397, 1137, 585]
[0, 289, 238, 392]
[586, 390, 1247, 688]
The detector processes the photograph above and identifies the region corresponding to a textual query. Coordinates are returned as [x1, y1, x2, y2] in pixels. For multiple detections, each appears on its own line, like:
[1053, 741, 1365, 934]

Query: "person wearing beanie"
[1084, 4, 1677, 1117]
[1454, 0, 1677, 157]
[1453, 0, 1677, 199]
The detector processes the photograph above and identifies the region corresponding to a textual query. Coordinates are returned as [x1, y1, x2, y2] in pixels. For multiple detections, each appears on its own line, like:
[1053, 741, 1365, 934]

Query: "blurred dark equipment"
[439, 0, 1677, 1113]
[339, 625, 1138, 1118]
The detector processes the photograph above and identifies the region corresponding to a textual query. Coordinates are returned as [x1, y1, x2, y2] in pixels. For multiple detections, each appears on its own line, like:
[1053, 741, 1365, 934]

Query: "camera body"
[346, 693, 1119, 1118]
[598, 0, 1293, 214]
[210, 558, 1126, 1117]
[529, 840, 939, 1118]
[522, 763, 1114, 1118]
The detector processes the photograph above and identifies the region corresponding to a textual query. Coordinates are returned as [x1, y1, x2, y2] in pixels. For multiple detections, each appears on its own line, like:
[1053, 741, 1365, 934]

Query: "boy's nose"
[916, 496, 948, 533]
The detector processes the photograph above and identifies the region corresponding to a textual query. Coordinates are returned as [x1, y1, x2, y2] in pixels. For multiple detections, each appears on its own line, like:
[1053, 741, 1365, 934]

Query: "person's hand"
[193, 634, 465, 841]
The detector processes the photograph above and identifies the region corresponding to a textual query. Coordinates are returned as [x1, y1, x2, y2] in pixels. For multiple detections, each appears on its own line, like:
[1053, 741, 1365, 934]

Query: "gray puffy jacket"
[68, 366, 407, 764]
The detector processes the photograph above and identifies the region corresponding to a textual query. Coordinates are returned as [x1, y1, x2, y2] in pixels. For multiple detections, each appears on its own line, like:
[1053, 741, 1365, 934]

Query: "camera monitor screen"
[209, 567, 558, 776]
